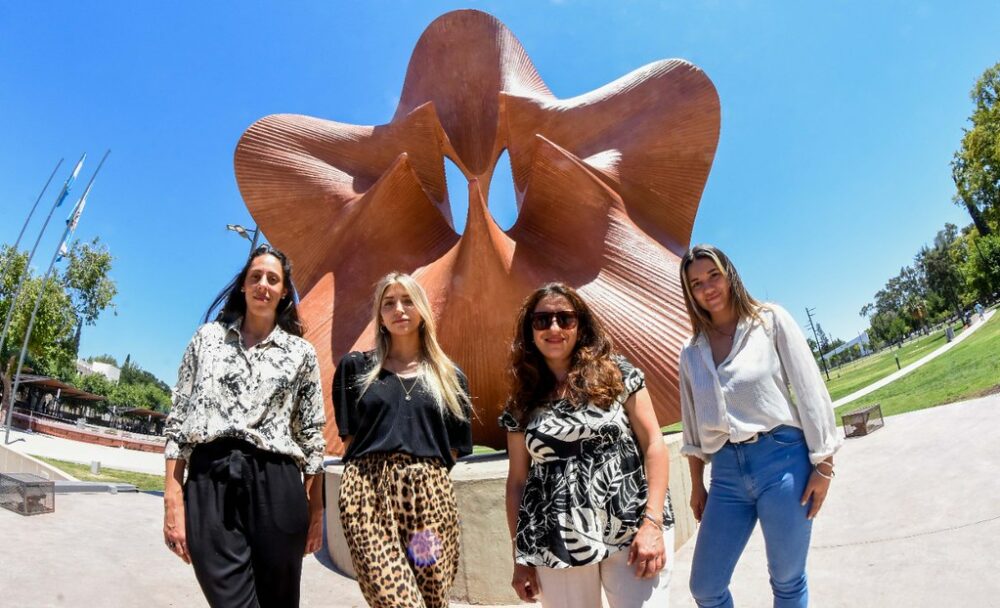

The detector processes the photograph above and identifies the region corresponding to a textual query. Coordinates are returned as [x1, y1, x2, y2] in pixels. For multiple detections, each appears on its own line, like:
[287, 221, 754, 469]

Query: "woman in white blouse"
[678, 244, 841, 608]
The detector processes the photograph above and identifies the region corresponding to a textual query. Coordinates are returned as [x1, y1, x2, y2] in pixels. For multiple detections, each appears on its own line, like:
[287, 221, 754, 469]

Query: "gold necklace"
[396, 374, 419, 401]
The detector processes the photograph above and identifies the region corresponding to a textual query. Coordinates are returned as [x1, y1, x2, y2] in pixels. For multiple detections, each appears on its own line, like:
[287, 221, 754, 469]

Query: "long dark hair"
[506, 283, 623, 427]
[204, 244, 304, 337]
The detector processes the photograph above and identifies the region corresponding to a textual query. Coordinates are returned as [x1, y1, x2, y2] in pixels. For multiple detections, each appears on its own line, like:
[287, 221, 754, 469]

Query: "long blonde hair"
[359, 272, 469, 420]
[679, 244, 762, 337]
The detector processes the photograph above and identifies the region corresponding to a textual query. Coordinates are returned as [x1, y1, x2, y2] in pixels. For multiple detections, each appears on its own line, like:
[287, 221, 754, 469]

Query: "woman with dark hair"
[333, 271, 472, 608]
[678, 244, 841, 608]
[163, 244, 326, 608]
[501, 283, 674, 608]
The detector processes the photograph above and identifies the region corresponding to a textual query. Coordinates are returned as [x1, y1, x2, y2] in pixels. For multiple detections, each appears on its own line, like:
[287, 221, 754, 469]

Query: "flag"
[56, 240, 70, 262]
[54, 154, 86, 208]
[65, 185, 91, 232]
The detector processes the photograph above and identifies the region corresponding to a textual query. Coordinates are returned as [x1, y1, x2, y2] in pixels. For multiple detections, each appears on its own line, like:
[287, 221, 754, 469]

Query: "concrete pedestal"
[324, 433, 694, 605]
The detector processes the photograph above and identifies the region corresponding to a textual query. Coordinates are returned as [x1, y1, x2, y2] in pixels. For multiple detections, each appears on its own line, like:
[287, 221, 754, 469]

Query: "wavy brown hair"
[506, 283, 624, 427]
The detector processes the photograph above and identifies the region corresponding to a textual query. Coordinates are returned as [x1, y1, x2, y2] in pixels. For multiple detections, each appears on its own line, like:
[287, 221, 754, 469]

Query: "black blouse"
[333, 351, 473, 469]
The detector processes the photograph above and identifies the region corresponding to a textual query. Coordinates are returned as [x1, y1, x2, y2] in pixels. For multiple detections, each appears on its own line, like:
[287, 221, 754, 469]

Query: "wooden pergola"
[15, 374, 107, 402]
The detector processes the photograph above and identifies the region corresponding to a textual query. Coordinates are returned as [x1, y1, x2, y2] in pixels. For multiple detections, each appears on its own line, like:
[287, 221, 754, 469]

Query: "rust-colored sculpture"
[234, 9, 720, 453]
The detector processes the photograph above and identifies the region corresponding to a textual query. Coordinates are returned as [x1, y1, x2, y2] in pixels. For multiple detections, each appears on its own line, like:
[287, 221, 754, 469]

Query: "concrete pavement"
[2, 425, 165, 475]
[2, 394, 997, 606]
[669, 393, 1000, 607]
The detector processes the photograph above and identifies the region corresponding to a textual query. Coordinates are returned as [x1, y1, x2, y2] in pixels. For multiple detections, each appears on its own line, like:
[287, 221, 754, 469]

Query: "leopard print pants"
[339, 453, 461, 608]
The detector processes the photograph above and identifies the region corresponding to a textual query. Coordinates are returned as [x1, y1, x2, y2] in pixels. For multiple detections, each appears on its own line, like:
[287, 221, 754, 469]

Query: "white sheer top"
[679, 303, 842, 465]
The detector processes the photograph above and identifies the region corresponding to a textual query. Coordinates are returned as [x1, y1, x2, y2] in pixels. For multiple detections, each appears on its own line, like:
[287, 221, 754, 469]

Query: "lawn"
[32, 456, 165, 492]
[658, 318, 988, 434]
[824, 321, 965, 401]
[835, 313, 1000, 421]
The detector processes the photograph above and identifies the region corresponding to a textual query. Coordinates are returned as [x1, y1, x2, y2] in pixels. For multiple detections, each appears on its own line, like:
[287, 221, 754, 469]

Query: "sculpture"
[234, 9, 720, 453]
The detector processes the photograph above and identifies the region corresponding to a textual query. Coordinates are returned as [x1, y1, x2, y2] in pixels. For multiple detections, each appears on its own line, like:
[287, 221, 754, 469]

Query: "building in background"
[75, 359, 120, 383]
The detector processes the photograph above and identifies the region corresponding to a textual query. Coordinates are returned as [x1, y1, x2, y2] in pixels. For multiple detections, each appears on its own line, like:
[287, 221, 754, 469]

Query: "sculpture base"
[324, 433, 696, 604]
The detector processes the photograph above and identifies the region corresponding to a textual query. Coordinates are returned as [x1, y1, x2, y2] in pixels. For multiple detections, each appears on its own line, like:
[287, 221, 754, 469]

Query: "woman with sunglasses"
[163, 244, 326, 608]
[501, 283, 674, 608]
[333, 272, 472, 608]
[678, 244, 841, 608]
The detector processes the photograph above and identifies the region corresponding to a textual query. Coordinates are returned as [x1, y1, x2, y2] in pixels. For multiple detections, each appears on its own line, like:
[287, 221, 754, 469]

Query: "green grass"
[835, 313, 1000, 420]
[824, 321, 965, 401]
[658, 319, 988, 434]
[31, 456, 165, 491]
[472, 445, 498, 455]
[660, 421, 683, 434]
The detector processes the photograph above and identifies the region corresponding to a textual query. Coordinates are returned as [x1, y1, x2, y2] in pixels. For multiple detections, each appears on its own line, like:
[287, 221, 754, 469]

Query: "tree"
[918, 224, 966, 319]
[76, 372, 114, 401]
[87, 354, 119, 366]
[119, 358, 171, 394]
[952, 61, 1000, 234]
[0, 241, 116, 408]
[61, 238, 117, 351]
[962, 231, 1000, 302]
[108, 380, 170, 412]
[813, 323, 831, 355]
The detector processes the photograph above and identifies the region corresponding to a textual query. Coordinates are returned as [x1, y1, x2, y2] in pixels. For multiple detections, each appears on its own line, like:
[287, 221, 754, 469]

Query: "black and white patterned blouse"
[164, 319, 326, 474]
[499, 357, 674, 569]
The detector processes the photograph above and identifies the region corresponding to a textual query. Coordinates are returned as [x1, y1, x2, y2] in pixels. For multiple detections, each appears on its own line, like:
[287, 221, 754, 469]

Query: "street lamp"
[225, 223, 261, 254]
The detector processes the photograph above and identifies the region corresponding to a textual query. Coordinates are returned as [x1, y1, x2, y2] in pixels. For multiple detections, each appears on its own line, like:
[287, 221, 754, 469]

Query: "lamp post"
[225, 224, 260, 255]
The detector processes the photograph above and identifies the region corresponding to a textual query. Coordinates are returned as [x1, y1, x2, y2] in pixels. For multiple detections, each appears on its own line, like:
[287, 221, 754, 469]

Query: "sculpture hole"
[489, 150, 518, 231]
[443, 157, 468, 234]
[443, 151, 519, 235]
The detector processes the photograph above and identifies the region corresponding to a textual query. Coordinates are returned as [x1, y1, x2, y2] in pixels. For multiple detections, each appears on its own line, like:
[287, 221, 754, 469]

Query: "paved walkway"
[1, 425, 165, 474]
[832, 308, 994, 409]
[669, 393, 1000, 607]
[2, 395, 997, 607]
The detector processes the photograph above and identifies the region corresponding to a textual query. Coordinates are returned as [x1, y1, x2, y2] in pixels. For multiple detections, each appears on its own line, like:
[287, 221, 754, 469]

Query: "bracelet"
[643, 512, 663, 527]
[816, 460, 835, 472]
[814, 466, 835, 480]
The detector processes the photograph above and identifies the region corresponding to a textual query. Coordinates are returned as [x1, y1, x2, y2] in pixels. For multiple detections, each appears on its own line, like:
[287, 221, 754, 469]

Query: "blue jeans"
[689, 426, 813, 608]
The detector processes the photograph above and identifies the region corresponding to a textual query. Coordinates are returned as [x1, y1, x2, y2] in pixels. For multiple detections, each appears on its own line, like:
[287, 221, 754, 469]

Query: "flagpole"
[0, 154, 86, 361]
[4, 151, 108, 443]
[8, 158, 64, 255]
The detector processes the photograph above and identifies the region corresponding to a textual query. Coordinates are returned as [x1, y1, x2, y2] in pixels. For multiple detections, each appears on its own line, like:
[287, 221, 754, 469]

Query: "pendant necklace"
[397, 374, 419, 401]
[712, 323, 736, 339]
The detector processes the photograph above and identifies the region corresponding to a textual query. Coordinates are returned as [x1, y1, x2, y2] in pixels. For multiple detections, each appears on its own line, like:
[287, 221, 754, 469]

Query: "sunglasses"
[530, 311, 579, 331]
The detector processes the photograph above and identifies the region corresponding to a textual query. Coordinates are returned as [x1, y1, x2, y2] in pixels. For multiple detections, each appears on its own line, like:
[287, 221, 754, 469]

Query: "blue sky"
[1, 1, 997, 384]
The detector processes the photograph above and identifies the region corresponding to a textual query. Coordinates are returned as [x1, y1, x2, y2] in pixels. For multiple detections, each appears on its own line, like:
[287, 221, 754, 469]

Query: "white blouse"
[679, 303, 842, 465]
[164, 320, 327, 474]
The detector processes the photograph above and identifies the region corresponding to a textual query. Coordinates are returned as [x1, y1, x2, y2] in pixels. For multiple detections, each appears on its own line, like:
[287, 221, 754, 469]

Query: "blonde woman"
[333, 272, 472, 608]
[678, 244, 841, 608]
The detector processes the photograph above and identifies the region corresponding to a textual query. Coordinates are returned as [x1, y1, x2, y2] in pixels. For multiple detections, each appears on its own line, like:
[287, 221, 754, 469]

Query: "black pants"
[185, 438, 309, 608]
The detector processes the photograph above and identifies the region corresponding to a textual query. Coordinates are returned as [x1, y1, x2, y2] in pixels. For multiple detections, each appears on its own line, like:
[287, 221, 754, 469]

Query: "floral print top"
[499, 357, 674, 569]
[164, 319, 326, 474]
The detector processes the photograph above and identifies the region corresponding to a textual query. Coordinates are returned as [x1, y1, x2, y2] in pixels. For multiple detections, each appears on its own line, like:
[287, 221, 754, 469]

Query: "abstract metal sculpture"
[234, 9, 720, 453]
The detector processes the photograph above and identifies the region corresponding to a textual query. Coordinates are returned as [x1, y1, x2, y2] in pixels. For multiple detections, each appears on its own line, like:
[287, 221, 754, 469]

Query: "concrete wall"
[324, 433, 695, 605]
[11, 413, 165, 453]
[0, 444, 76, 481]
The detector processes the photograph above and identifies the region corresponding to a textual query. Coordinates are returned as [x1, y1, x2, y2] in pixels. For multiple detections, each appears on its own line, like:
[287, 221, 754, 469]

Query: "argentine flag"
[55, 154, 86, 208]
